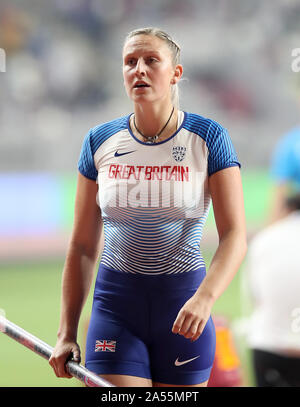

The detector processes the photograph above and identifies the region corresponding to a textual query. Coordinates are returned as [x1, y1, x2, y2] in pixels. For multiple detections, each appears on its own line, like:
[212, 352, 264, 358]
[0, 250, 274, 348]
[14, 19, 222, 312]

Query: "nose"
[135, 58, 146, 76]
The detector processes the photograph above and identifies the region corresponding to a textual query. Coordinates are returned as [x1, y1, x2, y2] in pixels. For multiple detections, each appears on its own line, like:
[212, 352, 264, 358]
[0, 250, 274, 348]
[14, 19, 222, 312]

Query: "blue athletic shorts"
[85, 264, 216, 385]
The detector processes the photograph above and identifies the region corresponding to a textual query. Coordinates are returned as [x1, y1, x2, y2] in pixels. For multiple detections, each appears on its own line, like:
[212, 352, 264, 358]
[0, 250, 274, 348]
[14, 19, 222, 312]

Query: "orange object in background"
[208, 315, 244, 387]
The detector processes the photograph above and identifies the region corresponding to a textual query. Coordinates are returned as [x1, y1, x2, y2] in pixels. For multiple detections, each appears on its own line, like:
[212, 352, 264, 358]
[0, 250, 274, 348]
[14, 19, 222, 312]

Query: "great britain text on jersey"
[108, 164, 189, 181]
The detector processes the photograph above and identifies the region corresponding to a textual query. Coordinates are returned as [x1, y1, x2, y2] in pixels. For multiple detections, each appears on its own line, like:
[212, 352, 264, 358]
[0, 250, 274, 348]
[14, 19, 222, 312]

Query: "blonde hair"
[124, 27, 181, 108]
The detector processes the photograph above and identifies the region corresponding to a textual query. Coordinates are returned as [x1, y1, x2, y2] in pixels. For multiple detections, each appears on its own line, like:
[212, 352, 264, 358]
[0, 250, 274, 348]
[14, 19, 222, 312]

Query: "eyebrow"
[123, 50, 162, 59]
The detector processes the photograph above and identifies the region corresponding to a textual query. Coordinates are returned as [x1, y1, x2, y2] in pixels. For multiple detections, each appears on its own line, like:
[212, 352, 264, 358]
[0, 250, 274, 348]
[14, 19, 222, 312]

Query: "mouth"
[133, 82, 150, 89]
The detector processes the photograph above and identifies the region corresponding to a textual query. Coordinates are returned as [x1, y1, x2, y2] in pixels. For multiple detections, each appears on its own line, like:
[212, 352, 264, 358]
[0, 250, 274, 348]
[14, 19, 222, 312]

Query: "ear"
[171, 64, 183, 85]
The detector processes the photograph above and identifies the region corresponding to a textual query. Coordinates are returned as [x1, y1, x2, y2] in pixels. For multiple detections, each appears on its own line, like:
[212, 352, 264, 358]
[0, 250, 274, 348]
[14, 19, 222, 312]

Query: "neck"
[133, 102, 177, 141]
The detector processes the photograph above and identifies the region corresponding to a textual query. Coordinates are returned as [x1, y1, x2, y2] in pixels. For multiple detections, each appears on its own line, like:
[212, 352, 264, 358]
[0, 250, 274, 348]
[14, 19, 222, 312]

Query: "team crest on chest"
[172, 146, 186, 162]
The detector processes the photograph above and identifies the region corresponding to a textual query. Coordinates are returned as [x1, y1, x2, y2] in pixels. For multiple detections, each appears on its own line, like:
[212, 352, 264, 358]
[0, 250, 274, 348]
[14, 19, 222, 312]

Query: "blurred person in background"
[245, 193, 300, 386]
[49, 27, 246, 387]
[268, 125, 300, 223]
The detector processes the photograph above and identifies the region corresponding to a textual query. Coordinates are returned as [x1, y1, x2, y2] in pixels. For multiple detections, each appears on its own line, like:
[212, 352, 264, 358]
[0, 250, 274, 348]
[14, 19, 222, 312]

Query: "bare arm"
[49, 172, 102, 378]
[172, 166, 247, 341]
[197, 166, 247, 301]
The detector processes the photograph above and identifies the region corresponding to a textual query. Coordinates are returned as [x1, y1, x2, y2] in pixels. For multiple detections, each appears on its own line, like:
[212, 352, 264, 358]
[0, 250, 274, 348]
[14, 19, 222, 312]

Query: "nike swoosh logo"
[174, 355, 200, 366]
[114, 150, 136, 157]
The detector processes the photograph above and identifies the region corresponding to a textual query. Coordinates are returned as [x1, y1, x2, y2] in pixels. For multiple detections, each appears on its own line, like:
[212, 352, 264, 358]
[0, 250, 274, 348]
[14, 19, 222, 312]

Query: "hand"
[49, 338, 81, 379]
[172, 293, 214, 342]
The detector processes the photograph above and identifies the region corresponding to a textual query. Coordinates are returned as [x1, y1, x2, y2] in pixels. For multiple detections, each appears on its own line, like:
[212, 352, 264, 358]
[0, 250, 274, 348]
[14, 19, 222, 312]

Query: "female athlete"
[49, 27, 247, 387]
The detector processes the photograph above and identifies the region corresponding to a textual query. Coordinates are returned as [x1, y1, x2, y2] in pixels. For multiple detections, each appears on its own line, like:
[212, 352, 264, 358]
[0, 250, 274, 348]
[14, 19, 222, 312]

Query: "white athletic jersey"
[245, 211, 300, 352]
[78, 111, 240, 275]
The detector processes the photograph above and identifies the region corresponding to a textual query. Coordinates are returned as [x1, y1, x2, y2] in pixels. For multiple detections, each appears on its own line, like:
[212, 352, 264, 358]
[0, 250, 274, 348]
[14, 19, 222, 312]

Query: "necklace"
[133, 106, 175, 144]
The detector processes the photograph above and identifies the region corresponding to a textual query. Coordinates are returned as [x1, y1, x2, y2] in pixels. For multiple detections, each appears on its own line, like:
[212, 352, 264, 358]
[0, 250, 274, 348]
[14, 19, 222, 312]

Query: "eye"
[147, 57, 157, 64]
[126, 58, 136, 66]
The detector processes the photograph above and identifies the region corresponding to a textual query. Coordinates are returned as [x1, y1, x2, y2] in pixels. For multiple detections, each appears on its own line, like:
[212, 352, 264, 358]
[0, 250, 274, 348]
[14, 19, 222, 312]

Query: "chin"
[131, 94, 154, 104]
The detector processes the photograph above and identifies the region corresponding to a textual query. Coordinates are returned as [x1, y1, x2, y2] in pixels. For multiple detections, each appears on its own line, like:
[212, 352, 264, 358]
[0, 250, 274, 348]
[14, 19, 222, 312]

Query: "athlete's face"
[123, 35, 181, 105]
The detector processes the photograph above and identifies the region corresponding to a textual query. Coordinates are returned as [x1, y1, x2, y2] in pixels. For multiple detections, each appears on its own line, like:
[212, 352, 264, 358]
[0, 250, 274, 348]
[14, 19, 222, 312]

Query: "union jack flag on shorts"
[95, 340, 116, 352]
